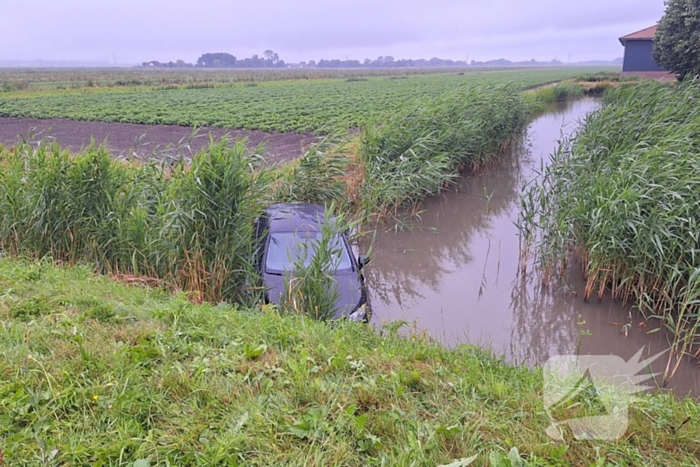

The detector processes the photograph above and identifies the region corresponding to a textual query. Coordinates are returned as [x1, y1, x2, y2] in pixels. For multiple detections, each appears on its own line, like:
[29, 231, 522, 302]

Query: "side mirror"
[357, 255, 370, 269]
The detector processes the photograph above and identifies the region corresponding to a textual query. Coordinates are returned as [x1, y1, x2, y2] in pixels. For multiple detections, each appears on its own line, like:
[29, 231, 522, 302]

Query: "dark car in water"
[252, 203, 370, 321]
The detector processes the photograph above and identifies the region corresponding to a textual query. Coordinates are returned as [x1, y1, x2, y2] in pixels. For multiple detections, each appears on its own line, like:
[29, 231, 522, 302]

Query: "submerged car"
[252, 203, 371, 321]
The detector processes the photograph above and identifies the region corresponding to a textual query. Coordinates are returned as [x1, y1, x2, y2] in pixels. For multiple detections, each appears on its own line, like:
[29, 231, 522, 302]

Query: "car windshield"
[265, 232, 353, 273]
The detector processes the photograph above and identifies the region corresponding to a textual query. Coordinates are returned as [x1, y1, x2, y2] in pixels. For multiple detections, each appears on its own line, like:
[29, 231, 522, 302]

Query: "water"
[365, 98, 700, 397]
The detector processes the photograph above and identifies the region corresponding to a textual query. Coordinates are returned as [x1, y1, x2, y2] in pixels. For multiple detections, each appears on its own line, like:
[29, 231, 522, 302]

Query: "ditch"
[364, 98, 700, 397]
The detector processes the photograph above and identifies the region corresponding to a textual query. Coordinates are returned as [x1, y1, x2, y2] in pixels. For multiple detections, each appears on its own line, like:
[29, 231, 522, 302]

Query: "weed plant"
[281, 207, 348, 321]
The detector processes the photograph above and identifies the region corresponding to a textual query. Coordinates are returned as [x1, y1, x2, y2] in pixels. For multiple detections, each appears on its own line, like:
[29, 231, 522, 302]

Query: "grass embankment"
[9, 80, 696, 465]
[520, 80, 700, 384]
[1, 258, 699, 466]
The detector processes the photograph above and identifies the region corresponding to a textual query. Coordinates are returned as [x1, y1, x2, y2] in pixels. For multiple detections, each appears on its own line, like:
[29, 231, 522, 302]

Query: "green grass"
[0, 68, 612, 133]
[0, 257, 699, 466]
[519, 79, 700, 385]
[523, 81, 586, 111]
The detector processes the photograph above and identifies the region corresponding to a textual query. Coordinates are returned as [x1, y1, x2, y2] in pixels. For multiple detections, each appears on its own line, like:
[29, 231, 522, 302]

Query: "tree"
[196, 53, 237, 67]
[263, 50, 279, 64]
[653, 0, 700, 80]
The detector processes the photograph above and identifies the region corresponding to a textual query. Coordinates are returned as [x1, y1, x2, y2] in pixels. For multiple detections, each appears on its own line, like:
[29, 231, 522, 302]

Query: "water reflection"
[366, 98, 700, 396]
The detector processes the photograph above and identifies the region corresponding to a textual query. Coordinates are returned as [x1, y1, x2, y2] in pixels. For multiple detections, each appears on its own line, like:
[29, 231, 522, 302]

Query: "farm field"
[0, 116, 315, 163]
[0, 67, 615, 133]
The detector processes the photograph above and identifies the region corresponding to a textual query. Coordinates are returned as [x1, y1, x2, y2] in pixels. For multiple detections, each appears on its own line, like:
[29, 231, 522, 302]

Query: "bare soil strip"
[0, 117, 314, 164]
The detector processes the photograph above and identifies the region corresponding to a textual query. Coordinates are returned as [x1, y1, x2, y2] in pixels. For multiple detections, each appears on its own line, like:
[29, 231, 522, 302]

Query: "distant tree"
[653, 0, 700, 80]
[197, 53, 237, 67]
[263, 50, 280, 63]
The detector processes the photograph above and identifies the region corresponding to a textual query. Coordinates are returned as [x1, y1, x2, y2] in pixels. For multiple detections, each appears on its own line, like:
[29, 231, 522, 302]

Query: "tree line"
[142, 51, 569, 69]
[142, 50, 286, 69]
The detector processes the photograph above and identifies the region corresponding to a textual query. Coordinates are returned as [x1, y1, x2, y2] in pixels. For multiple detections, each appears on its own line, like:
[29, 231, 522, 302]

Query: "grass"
[524, 81, 586, 111]
[280, 206, 349, 321]
[518, 79, 700, 385]
[1, 257, 699, 466]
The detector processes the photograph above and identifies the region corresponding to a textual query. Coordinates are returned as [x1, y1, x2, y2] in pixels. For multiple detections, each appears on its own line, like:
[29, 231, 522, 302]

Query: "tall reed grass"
[519, 79, 700, 383]
[524, 81, 585, 111]
[0, 137, 271, 302]
[358, 84, 530, 216]
[281, 206, 348, 321]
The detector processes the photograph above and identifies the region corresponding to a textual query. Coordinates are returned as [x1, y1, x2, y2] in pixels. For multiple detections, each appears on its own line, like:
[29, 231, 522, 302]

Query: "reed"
[358, 84, 530, 216]
[273, 134, 350, 207]
[0, 137, 271, 302]
[524, 81, 585, 110]
[519, 79, 700, 383]
[281, 206, 348, 321]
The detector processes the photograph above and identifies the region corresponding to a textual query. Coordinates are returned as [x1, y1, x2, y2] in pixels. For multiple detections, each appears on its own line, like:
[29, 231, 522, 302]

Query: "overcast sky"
[1, 0, 666, 64]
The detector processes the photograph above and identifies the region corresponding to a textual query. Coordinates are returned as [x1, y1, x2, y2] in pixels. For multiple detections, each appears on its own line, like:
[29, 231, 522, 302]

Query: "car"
[252, 203, 371, 321]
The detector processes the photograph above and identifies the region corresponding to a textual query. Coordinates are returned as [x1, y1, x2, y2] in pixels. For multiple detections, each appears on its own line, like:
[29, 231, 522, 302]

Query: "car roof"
[264, 203, 334, 233]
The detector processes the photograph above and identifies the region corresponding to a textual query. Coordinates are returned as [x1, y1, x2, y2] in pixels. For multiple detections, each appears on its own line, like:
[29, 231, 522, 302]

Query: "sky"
[1, 0, 666, 65]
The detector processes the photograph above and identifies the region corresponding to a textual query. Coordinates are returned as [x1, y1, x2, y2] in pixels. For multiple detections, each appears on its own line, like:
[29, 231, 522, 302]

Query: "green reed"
[358, 84, 531, 217]
[519, 79, 700, 384]
[0, 137, 271, 302]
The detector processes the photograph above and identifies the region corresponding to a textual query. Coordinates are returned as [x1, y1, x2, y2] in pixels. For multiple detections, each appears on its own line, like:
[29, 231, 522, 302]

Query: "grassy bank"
[357, 83, 531, 216]
[519, 80, 700, 384]
[1, 257, 699, 466]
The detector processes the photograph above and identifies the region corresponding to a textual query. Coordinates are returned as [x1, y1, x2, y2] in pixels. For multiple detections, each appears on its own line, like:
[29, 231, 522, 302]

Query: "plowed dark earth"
[0, 117, 315, 164]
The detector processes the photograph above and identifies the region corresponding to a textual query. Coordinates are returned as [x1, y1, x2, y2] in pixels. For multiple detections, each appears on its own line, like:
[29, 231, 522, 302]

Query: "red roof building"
[619, 26, 676, 80]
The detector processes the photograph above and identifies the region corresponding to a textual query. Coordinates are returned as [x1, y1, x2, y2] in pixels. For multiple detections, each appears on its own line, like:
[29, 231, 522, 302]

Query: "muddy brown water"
[365, 98, 700, 397]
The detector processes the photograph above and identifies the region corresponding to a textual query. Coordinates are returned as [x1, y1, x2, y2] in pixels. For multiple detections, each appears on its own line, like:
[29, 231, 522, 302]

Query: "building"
[619, 25, 676, 80]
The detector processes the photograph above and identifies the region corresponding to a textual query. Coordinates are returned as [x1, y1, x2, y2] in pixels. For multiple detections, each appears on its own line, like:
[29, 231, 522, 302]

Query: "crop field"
[0, 68, 613, 133]
[0, 66, 520, 91]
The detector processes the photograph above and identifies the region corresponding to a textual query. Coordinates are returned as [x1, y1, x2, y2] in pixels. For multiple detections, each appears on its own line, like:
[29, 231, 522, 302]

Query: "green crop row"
[0, 68, 612, 133]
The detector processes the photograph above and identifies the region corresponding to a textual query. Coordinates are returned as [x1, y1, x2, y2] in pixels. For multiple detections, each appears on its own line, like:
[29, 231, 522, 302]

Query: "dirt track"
[0, 117, 315, 164]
